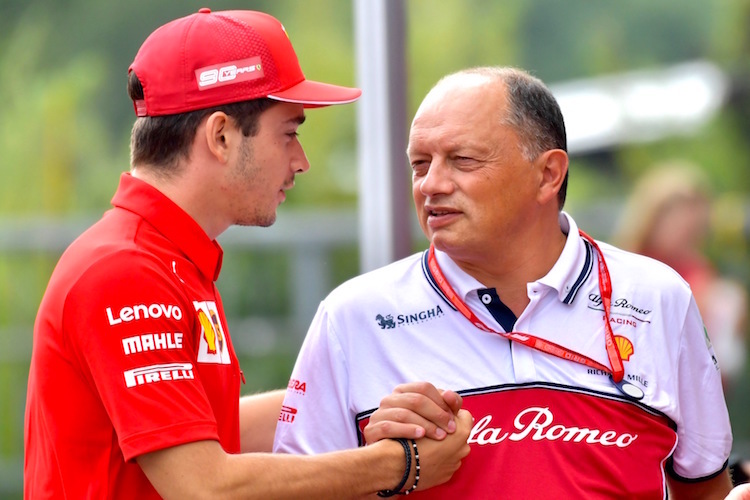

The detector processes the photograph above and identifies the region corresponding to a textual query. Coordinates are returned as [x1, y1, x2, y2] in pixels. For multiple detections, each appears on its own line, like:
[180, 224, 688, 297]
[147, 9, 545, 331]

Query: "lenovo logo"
[106, 303, 183, 326]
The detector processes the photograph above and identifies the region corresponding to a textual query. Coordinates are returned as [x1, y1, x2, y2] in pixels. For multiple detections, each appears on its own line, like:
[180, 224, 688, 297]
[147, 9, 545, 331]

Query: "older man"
[274, 67, 734, 498]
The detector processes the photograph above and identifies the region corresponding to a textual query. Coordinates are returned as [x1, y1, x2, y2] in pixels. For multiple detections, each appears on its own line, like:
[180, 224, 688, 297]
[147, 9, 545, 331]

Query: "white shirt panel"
[273, 212, 732, 484]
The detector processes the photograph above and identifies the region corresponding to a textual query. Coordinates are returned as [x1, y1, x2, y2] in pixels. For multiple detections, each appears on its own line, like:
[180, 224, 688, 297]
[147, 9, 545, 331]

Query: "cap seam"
[179, 13, 200, 114]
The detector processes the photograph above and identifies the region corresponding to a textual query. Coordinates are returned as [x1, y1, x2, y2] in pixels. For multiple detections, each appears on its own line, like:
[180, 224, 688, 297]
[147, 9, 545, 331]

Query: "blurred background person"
[613, 161, 748, 393]
[613, 161, 750, 487]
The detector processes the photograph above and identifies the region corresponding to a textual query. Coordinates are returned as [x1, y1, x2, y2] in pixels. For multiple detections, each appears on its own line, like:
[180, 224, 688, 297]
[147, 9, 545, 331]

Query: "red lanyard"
[427, 229, 625, 383]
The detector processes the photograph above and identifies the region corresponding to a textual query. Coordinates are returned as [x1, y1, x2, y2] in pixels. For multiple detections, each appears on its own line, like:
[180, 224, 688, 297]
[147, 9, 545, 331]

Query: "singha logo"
[375, 314, 396, 329]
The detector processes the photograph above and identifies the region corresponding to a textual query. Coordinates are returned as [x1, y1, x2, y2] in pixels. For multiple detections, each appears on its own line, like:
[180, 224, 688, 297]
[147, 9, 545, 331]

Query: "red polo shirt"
[25, 173, 243, 498]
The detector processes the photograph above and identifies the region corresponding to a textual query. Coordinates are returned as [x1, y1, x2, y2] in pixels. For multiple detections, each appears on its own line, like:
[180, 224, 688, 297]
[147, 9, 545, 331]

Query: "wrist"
[377, 438, 411, 497]
[403, 439, 420, 495]
[376, 439, 420, 497]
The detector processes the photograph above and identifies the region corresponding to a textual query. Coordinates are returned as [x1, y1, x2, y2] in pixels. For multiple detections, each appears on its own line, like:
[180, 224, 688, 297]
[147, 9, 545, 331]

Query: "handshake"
[363, 382, 473, 494]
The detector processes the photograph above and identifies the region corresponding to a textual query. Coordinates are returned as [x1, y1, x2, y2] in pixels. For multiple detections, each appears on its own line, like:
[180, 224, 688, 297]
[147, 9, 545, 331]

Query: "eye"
[410, 159, 429, 176]
[452, 155, 480, 169]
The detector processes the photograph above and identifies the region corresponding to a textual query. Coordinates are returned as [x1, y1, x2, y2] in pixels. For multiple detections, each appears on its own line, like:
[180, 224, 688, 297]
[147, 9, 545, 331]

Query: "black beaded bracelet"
[377, 438, 412, 498]
[400, 440, 420, 495]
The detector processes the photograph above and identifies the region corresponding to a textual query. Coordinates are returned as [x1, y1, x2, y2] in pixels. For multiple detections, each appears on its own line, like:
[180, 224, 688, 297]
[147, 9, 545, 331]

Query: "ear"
[536, 149, 568, 206]
[203, 111, 233, 163]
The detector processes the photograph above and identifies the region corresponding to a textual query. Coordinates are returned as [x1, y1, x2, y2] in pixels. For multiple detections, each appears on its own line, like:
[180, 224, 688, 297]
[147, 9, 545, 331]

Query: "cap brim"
[268, 79, 361, 107]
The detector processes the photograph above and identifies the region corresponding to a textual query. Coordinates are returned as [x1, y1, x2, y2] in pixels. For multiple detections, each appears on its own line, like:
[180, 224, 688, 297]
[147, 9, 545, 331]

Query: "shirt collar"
[424, 211, 593, 305]
[538, 211, 594, 304]
[429, 247, 486, 306]
[111, 173, 224, 282]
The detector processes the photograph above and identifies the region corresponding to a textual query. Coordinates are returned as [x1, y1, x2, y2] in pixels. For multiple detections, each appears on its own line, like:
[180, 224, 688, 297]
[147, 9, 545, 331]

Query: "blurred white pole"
[353, 0, 412, 273]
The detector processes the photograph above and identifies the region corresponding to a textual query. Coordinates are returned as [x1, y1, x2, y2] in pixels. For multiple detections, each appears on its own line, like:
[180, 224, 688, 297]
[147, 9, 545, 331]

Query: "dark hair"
[451, 67, 569, 209]
[127, 71, 277, 174]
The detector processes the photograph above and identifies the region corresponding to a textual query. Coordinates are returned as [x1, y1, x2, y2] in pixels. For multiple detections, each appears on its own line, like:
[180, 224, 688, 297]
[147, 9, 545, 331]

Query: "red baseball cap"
[128, 8, 362, 116]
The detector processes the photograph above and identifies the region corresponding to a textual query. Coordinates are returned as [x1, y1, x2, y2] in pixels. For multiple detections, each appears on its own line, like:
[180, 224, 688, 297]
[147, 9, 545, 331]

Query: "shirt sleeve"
[63, 250, 219, 461]
[669, 295, 733, 479]
[273, 301, 359, 454]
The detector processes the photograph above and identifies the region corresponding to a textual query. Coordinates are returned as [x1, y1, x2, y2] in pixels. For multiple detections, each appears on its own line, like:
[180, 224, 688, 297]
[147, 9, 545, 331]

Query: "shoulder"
[595, 241, 695, 319]
[324, 252, 424, 305]
[49, 219, 185, 318]
[60, 206, 179, 282]
[60, 233, 170, 291]
[598, 240, 689, 289]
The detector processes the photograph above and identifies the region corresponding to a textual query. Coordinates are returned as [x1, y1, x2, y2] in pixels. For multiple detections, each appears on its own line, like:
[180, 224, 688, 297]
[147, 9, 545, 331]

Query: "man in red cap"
[23, 9, 471, 498]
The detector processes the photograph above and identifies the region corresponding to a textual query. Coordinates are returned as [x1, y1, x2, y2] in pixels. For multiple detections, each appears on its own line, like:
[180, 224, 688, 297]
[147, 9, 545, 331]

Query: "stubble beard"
[232, 137, 277, 228]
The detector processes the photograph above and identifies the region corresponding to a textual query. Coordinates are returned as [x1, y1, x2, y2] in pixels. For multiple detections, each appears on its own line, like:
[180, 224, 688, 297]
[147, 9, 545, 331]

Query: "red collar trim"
[111, 173, 223, 281]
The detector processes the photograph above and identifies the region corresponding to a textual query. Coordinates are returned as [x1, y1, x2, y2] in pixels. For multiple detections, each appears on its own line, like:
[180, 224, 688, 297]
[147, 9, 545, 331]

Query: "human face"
[408, 77, 541, 263]
[647, 194, 710, 257]
[227, 102, 309, 227]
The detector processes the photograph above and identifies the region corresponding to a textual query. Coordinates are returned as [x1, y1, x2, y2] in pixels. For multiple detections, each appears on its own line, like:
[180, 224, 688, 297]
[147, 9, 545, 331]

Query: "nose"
[417, 158, 453, 196]
[292, 140, 310, 174]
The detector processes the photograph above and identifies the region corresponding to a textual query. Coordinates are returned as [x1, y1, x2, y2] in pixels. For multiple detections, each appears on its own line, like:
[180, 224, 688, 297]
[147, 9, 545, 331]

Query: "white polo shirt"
[274, 212, 732, 499]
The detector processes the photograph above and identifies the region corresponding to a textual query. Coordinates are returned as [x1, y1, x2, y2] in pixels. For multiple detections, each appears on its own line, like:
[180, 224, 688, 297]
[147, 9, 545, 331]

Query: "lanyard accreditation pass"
[426, 229, 644, 400]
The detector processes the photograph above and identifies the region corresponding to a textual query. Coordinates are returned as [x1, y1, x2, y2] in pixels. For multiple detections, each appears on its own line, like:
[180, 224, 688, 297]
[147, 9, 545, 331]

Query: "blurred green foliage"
[2, 0, 750, 496]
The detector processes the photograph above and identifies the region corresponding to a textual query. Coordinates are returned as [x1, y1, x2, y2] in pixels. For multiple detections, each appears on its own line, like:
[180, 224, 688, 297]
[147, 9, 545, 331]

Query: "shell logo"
[198, 310, 223, 355]
[614, 335, 634, 361]
[194, 300, 231, 365]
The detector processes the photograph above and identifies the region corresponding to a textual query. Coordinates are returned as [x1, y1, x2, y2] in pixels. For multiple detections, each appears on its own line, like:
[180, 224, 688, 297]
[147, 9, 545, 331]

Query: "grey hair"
[433, 66, 569, 207]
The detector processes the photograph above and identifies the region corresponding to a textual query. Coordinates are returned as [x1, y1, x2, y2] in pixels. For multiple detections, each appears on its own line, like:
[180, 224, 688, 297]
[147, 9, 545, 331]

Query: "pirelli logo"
[123, 362, 194, 388]
[279, 405, 297, 423]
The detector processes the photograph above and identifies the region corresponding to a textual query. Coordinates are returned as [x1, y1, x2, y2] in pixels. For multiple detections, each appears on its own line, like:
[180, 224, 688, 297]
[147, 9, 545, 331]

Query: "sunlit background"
[2, 0, 749, 496]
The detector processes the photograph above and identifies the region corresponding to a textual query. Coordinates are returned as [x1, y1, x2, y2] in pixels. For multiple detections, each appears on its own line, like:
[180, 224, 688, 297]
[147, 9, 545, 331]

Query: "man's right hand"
[410, 408, 473, 491]
[364, 382, 463, 443]
[726, 484, 750, 500]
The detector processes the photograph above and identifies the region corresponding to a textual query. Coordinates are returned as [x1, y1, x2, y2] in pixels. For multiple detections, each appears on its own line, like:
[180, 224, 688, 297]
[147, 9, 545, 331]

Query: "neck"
[448, 228, 567, 317]
[131, 165, 228, 240]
